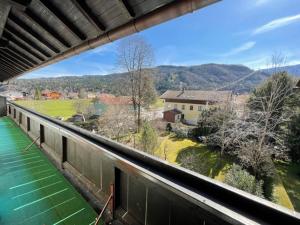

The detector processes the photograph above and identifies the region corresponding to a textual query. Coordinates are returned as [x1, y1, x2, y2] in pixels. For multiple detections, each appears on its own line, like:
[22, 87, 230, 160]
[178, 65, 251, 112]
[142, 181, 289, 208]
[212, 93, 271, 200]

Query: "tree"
[34, 87, 41, 100]
[117, 35, 155, 132]
[98, 105, 134, 142]
[179, 150, 209, 175]
[287, 113, 300, 162]
[224, 164, 264, 198]
[200, 102, 234, 156]
[140, 121, 158, 154]
[78, 88, 87, 99]
[73, 100, 93, 122]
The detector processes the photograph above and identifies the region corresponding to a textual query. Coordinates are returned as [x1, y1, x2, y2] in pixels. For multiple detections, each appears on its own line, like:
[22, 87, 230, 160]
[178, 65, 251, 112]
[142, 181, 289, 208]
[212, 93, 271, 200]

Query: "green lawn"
[15, 99, 91, 120]
[155, 135, 232, 181]
[276, 161, 300, 211]
[150, 98, 164, 109]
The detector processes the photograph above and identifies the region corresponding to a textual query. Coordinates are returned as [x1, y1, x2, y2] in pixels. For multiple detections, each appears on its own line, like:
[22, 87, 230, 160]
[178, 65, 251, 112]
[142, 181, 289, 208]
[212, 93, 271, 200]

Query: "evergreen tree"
[225, 164, 264, 198]
[34, 87, 41, 100]
[288, 114, 300, 162]
[140, 121, 158, 154]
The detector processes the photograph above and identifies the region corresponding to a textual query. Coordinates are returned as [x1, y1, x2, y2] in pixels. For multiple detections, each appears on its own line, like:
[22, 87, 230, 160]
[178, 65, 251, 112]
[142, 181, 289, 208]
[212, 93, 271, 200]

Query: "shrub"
[224, 164, 264, 198]
[140, 121, 158, 154]
[173, 128, 188, 138]
[166, 123, 172, 132]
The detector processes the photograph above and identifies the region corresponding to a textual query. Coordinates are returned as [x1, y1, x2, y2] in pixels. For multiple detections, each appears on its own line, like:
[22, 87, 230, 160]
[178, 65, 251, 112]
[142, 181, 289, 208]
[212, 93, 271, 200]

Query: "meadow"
[15, 99, 91, 120]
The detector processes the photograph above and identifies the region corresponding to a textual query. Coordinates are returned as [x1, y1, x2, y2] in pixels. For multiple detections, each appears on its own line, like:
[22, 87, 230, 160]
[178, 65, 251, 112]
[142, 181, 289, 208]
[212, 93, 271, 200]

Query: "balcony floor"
[0, 117, 99, 225]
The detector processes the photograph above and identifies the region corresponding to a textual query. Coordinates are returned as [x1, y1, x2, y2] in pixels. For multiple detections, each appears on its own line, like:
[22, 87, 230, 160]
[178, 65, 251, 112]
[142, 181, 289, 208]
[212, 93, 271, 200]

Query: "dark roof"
[297, 80, 300, 88]
[160, 90, 232, 102]
[164, 109, 182, 115]
[0, 0, 218, 81]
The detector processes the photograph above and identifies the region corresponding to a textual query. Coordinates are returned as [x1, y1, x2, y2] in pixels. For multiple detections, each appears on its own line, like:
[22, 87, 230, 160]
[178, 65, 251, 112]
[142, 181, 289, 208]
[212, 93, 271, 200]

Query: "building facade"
[161, 90, 233, 125]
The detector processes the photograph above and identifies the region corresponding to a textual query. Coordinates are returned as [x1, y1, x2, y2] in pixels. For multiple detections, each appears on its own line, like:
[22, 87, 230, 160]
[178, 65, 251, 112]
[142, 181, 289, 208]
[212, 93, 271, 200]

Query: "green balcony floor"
[0, 117, 100, 225]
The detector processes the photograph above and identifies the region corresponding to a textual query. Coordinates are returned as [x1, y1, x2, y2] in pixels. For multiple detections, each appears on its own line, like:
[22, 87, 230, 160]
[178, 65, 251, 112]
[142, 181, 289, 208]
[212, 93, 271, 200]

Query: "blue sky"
[23, 0, 300, 78]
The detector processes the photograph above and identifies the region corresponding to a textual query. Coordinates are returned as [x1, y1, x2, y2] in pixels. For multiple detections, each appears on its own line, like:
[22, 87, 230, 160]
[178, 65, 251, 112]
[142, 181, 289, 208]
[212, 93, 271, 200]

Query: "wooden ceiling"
[0, 0, 218, 81]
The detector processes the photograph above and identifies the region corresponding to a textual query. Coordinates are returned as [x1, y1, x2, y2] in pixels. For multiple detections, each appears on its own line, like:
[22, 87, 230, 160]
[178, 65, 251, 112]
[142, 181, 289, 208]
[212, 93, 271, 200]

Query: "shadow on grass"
[175, 146, 232, 178]
[275, 161, 300, 211]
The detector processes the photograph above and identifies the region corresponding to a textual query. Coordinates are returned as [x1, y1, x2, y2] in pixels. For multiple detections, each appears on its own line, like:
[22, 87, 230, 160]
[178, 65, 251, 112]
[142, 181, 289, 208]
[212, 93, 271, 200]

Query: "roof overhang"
[0, 0, 219, 81]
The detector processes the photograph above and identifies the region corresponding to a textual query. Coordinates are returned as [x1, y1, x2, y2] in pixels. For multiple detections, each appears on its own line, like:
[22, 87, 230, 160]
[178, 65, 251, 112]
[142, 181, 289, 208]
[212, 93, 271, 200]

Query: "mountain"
[263, 64, 300, 77]
[9, 63, 299, 95]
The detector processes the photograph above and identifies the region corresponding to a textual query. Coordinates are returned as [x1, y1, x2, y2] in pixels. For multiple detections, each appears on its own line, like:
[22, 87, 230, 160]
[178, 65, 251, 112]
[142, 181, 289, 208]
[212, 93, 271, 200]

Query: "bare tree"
[237, 55, 294, 177]
[98, 105, 134, 141]
[117, 35, 155, 132]
[73, 100, 93, 122]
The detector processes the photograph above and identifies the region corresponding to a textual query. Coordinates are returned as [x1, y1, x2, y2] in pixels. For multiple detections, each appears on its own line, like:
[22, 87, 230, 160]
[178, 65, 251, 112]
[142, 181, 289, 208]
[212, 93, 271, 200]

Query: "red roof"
[98, 94, 131, 105]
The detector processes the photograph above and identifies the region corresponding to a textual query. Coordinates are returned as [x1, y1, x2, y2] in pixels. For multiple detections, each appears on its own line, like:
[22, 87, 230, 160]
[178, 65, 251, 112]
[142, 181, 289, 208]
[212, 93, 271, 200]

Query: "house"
[42, 91, 62, 99]
[87, 92, 97, 99]
[160, 89, 233, 125]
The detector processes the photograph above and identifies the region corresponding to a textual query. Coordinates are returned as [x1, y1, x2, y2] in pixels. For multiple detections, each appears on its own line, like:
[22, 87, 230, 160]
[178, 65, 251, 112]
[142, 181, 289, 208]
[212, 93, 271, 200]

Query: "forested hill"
[10, 63, 300, 94]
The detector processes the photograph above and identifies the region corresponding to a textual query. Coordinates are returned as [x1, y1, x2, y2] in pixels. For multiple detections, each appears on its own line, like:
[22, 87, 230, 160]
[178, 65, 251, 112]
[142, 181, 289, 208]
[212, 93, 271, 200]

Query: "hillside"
[9, 63, 300, 94]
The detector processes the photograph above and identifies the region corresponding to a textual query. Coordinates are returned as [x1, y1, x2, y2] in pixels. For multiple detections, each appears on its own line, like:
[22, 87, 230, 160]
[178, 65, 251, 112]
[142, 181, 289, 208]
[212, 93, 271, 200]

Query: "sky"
[23, 0, 300, 78]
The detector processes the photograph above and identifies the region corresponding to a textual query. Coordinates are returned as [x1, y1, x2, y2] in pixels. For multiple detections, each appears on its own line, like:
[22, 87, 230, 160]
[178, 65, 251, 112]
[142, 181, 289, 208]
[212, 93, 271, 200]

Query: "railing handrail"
[7, 100, 300, 225]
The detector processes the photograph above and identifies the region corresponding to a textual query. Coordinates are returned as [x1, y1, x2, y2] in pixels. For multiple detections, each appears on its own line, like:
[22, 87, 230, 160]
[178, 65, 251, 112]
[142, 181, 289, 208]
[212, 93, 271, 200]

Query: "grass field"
[15, 99, 91, 120]
[276, 161, 300, 211]
[150, 98, 164, 109]
[155, 135, 232, 181]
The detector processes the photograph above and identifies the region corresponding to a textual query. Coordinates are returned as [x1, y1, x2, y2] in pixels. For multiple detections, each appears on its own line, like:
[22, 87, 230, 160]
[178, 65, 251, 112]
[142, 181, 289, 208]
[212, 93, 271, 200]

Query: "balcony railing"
[1, 97, 300, 225]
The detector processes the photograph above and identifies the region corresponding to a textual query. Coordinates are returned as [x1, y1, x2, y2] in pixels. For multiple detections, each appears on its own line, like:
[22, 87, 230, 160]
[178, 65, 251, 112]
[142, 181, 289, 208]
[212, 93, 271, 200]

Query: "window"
[174, 104, 177, 109]
[190, 105, 193, 111]
[198, 106, 202, 111]
[182, 105, 185, 110]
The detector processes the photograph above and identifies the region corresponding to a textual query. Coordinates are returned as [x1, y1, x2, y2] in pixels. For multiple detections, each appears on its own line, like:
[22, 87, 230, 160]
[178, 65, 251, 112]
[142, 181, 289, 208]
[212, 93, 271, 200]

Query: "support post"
[0, 96, 7, 116]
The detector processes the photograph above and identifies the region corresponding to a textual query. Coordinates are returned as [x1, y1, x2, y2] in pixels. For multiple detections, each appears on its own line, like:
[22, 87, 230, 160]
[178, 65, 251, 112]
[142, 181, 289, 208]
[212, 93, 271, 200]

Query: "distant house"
[160, 89, 233, 125]
[87, 93, 97, 99]
[42, 91, 62, 99]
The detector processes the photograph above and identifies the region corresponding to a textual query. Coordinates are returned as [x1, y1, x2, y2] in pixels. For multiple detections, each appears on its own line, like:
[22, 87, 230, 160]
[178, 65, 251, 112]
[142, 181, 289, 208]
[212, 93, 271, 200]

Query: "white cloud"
[253, 14, 300, 35]
[221, 41, 256, 57]
[254, 0, 271, 6]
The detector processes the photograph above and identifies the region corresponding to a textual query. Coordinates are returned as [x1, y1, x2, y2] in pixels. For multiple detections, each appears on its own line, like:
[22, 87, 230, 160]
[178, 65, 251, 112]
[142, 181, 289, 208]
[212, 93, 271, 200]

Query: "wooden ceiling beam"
[7, 45, 37, 65]
[0, 51, 28, 71]
[71, 0, 106, 32]
[9, 13, 60, 53]
[119, 0, 135, 18]
[39, 0, 87, 41]
[24, 8, 71, 48]
[0, 61, 22, 74]
[0, 50, 31, 70]
[0, 39, 9, 49]
[5, 23, 52, 58]
[4, 48, 35, 67]
[2, 33, 45, 62]
[0, 61, 24, 75]
[5, 0, 31, 11]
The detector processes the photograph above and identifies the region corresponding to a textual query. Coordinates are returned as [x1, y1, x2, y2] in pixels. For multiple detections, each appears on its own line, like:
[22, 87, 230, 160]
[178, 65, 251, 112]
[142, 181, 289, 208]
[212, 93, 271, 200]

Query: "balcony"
[0, 97, 299, 225]
[0, 117, 98, 225]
